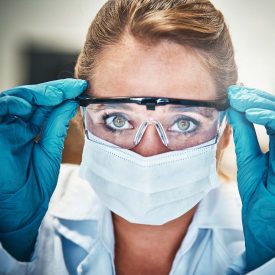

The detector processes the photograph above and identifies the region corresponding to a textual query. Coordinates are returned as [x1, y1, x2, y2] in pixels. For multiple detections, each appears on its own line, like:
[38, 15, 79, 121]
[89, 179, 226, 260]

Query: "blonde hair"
[75, 0, 238, 95]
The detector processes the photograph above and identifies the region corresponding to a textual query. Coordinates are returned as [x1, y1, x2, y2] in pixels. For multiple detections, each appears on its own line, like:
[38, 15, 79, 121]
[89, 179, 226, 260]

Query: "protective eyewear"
[77, 94, 228, 151]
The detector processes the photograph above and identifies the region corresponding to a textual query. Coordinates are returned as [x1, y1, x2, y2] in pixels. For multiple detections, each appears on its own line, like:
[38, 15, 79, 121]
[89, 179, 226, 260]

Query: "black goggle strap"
[76, 94, 229, 111]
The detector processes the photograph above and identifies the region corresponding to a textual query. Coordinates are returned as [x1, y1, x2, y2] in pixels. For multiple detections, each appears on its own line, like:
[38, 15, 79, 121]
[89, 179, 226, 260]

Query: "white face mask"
[79, 133, 219, 225]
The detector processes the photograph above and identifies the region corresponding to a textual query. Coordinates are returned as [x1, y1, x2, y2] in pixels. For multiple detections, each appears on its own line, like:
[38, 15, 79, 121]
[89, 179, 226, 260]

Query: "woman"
[0, 0, 275, 274]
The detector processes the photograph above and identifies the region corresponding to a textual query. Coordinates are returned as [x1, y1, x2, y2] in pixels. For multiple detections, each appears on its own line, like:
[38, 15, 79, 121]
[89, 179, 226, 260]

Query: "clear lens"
[83, 103, 222, 150]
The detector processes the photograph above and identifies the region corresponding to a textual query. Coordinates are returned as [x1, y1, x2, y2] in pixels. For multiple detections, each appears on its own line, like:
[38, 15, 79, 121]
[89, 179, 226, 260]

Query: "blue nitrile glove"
[227, 85, 275, 272]
[0, 78, 87, 261]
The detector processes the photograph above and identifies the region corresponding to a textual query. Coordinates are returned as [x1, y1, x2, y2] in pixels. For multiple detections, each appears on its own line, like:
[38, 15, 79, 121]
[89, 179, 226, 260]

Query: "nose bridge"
[132, 121, 170, 156]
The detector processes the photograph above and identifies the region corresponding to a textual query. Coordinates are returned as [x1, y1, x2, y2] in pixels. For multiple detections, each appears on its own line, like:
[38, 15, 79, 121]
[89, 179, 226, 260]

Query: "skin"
[89, 34, 231, 275]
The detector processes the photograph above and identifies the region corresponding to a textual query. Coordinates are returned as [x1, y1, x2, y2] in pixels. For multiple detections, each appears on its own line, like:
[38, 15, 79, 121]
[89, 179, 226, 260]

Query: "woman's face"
[90, 34, 218, 157]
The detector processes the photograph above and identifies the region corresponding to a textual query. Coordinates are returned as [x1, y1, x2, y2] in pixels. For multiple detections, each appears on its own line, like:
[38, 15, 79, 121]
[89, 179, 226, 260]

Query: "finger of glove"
[228, 85, 275, 101]
[1, 78, 88, 107]
[268, 135, 275, 194]
[227, 108, 263, 199]
[0, 95, 33, 120]
[228, 86, 275, 113]
[39, 101, 78, 160]
[228, 85, 275, 102]
[28, 106, 53, 129]
[246, 108, 275, 193]
[245, 109, 275, 132]
[40, 78, 88, 100]
[227, 108, 262, 165]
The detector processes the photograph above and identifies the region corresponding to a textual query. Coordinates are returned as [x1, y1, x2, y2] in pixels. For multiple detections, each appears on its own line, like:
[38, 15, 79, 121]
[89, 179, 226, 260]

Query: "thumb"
[227, 108, 263, 199]
[227, 107, 262, 166]
[39, 100, 78, 161]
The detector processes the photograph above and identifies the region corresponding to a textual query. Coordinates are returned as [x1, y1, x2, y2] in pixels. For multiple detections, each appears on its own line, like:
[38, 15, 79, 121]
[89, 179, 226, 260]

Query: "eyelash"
[170, 115, 200, 133]
[100, 112, 202, 134]
[101, 113, 132, 132]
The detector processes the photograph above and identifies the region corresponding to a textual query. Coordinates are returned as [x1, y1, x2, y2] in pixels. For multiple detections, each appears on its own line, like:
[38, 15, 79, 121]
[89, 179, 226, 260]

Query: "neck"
[113, 205, 197, 275]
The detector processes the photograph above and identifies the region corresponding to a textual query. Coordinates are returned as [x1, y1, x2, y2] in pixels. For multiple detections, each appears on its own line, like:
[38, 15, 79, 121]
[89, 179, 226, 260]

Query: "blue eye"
[169, 117, 198, 133]
[105, 114, 133, 130]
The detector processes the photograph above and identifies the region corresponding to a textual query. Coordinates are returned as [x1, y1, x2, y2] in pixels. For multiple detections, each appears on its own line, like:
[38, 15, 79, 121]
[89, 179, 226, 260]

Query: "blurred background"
[0, 0, 274, 179]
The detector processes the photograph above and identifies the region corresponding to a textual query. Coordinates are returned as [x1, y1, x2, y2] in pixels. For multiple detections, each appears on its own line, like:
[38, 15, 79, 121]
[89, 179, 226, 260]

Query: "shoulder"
[52, 163, 82, 197]
[48, 163, 85, 211]
[37, 164, 83, 235]
[48, 163, 105, 221]
[196, 182, 242, 229]
[193, 182, 245, 259]
[35, 163, 105, 256]
[209, 183, 245, 260]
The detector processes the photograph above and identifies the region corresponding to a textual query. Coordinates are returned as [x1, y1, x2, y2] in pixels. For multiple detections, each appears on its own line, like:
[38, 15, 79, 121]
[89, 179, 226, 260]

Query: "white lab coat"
[0, 163, 275, 275]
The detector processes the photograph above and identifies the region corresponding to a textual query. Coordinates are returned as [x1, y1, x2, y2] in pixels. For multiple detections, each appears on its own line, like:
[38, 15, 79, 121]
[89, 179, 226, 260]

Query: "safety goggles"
[77, 94, 229, 151]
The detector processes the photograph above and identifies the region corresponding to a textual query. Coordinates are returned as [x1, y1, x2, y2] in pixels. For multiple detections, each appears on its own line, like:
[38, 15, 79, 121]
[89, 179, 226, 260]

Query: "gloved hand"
[227, 85, 275, 272]
[0, 78, 87, 261]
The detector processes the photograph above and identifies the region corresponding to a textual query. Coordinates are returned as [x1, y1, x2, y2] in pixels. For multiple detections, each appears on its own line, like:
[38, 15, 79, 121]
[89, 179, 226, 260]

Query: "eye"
[105, 114, 133, 130]
[169, 117, 198, 133]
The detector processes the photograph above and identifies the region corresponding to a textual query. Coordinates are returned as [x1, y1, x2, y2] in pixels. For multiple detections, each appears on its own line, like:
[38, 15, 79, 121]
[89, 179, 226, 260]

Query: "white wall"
[0, 0, 107, 90]
[212, 0, 275, 93]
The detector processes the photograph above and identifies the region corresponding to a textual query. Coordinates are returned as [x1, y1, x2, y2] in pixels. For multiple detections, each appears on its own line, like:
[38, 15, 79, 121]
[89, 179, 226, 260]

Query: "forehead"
[91, 35, 217, 100]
